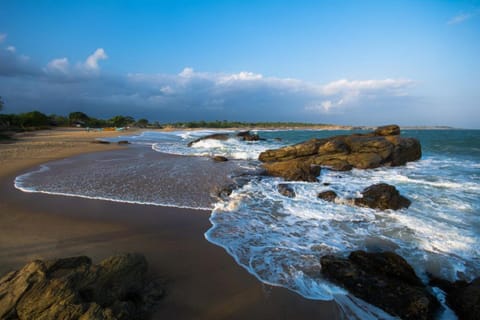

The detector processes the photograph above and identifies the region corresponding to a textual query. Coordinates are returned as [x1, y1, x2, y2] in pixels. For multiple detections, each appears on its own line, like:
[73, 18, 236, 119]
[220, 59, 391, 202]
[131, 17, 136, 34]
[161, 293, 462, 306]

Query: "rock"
[212, 155, 228, 162]
[187, 133, 230, 147]
[0, 254, 163, 320]
[317, 190, 337, 202]
[258, 125, 421, 181]
[91, 140, 111, 144]
[117, 140, 130, 145]
[320, 251, 440, 319]
[277, 184, 296, 198]
[214, 184, 236, 200]
[429, 276, 480, 320]
[263, 159, 321, 182]
[374, 124, 400, 136]
[354, 183, 411, 210]
[236, 131, 263, 141]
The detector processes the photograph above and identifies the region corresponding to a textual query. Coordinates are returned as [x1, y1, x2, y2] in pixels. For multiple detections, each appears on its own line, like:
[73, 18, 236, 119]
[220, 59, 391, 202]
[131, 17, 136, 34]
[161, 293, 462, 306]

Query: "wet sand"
[0, 128, 340, 319]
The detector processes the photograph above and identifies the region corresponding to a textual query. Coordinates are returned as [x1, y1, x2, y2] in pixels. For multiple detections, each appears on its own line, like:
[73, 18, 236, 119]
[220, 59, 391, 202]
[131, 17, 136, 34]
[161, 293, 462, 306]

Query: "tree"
[19, 111, 50, 127]
[109, 115, 135, 128]
[0, 96, 4, 112]
[136, 118, 149, 128]
[68, 111, 90, 126]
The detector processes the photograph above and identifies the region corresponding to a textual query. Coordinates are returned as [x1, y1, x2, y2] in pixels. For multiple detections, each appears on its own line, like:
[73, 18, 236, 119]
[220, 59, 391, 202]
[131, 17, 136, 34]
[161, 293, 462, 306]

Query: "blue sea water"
[15, 129, 480, 319]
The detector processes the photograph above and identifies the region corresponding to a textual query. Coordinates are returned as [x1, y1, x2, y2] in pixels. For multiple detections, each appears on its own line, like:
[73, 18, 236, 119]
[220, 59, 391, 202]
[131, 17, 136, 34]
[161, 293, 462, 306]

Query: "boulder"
[277, 184, 296, 198]
[212, 155, 228, 162]
[187, 133, 230, 147]
[317, 190, 337, 202]
[320, 251, 440, 319]
[262, 159, 321, 182]
[429, 276, 480, 320]
[258, 125, 421, 181]
[0, 254, 163, 320]
[117, 140, 130, 145]
[354, 183, 411, 210]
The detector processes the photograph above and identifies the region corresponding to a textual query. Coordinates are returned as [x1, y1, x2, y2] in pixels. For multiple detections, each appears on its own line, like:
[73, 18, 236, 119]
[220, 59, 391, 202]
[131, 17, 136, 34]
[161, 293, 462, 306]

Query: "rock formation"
[277, 184, 296, 198]
[187, 133, 230, 147]
[321, 251, 440, 319]
[212, 155, 228, 162]
[354, 183, 411, 210]
[236, 131, 263, 141]
[259, 125, 421, 181]
[317, 190, 337, 202]
[0, 254, 163, 320]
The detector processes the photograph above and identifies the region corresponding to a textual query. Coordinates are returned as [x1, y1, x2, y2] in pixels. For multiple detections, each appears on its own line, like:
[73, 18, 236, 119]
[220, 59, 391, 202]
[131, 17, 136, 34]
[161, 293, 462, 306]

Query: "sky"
[0, 0, 479, 128]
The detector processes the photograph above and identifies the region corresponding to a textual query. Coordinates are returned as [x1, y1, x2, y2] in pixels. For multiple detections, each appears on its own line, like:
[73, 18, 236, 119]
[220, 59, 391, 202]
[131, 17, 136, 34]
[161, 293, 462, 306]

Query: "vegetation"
[168, 120, 331, 129]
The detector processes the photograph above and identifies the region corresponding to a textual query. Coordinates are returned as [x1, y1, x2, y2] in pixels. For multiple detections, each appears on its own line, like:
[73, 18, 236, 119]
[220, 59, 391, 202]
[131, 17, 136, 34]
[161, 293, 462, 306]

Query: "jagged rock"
[0, 254, 163, 320]
[187, 133, 230, 147]
[236, 131, 263, 141]
[212, 155, 228, 162]
[374, 124, 401, 136]
[429, 276, 480, 320]
[258, 125, 421, 181]
[214, 184, 236, 200]
[277, 184, 296, 198]
[117, 140, 130, 145]
[317, 190, 337, 202]
[263, 160, 320, 182]
[320, 251, 440, 320]
[91, 140, 111, 144]
[354, 183, 411, 210]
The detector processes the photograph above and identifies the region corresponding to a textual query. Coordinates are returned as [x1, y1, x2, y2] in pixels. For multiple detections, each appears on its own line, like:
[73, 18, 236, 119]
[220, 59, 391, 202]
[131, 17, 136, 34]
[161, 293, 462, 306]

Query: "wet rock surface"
[277, 183, 296, 198]
[0, 254, 163, 320]
[354, 183, 411, 210]
[320, 251, 440, 320]
[317, 190, 337, 202]
[187, 133, 230, 147]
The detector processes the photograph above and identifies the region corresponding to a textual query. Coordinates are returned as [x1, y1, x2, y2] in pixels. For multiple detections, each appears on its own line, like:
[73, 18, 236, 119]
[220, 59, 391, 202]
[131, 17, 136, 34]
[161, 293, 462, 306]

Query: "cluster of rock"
[0, 253, 163, 320]
[259, 125, 421, 182]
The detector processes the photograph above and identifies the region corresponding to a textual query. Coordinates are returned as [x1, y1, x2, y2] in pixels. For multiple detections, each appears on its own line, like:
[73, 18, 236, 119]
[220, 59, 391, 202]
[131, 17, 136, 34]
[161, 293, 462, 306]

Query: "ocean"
[15, 129, 480, 319]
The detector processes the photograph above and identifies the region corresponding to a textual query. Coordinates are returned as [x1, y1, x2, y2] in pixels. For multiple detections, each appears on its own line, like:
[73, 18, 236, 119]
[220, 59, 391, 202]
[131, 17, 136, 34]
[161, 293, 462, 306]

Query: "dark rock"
[117, 140, 130, 145]
[212, 155, 228, 162]
[0, 253, 163, 320]
[317, 190, 337, 202]
[374, 124, 401, 136]
[236, 131, 263, 141]
[429, 276, 480, 320]
[258, 125, 421, 181]
[187, 133, 230, 147]
[354, 183, 411, 210]
[320, 251, 440, 319]
[214, 184, 236, 200]
[91, 140, 111, 144]
[263, 160, 321, 182]
[278, 184, 296, 198]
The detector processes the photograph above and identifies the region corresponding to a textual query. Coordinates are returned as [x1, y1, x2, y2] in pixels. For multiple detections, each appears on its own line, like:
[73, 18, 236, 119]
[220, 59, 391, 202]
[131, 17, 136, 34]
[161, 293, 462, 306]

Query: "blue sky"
[1, 0, 479, 127]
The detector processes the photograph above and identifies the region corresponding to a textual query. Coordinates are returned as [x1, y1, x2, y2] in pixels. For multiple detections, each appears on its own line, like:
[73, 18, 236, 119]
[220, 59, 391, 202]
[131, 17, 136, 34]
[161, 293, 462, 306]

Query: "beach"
[0, 128, 340, 319]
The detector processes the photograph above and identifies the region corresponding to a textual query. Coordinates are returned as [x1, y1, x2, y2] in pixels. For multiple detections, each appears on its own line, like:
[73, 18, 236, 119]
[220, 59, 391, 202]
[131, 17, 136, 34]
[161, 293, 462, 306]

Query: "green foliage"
[19, 111, 50, 127]
[0, 96, 4, 112]
[168, 120, 327, 129]
[68, 111, 90, 125]
[109, 115, 135, 128]
[49, 114, 69, 127]
[136, 118, 149, 128]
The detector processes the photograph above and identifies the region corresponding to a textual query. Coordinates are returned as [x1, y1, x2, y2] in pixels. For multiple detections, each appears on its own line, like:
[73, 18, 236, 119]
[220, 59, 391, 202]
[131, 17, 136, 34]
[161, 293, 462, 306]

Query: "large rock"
[277, 184, 296, 198]
[317, 190, 337, 202]
[321, 251, 440, 319]
[187, 133, 230, 147]
[429, 276, 480, 320]
[236, 131, 263, 141]
[354, 183, 411, 210]
[263, 159, 321, 182]
[0, 254, 163, 320]
[258, 125, 421, 181]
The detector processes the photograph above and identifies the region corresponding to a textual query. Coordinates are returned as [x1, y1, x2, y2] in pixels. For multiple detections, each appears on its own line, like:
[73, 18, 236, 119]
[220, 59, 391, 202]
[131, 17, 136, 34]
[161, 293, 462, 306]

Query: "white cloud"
[448, 10, 480, 25]
[45, 57, 70, 74]
[160, 85, 174, 94]
[179, 67, 195, 78]
[6, 46, 16, 53]
[0, 33, 6, 43]
[84, 48, 108, 71]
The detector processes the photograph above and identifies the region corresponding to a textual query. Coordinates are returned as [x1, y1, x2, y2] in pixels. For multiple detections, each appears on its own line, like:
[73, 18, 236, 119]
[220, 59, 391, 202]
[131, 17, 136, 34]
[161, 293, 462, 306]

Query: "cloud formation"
[0, 33, 6, 43]
[0, 43, 415, 124]
[448, 10, 480, 25]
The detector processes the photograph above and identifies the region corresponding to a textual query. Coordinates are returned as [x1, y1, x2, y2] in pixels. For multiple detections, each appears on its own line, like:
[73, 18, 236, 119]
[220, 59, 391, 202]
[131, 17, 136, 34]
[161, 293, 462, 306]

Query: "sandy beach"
[0, 128, 340, 319]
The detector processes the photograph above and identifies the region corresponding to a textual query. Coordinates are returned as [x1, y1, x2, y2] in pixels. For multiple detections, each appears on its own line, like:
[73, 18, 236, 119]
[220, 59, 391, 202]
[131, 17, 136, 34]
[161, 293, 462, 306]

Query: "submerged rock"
[317, 190, 337, 202]
[0, 253, 163, 320]
[258, 125, 421, 181]
[117, 140, 130, 145]
[277, 183, 296, 198]
[212, 155, 228, 162]
[320, 251, 440, 320]
[187, 133, 230, 147]
[429, 276, 480, 320]
[354, 183, 411, 210]
[236, 131, 263, 141]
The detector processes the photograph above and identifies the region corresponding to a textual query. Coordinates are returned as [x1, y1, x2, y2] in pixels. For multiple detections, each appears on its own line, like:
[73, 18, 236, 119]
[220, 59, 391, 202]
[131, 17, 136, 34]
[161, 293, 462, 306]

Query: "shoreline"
[0, 128, 341, 319]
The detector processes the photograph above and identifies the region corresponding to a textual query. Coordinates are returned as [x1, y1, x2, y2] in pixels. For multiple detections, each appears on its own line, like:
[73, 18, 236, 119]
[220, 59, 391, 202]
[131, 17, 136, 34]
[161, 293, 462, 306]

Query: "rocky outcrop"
[0, 254, 163, 320]
[321, 251, 440, 320]
[429, 276, 480, 320]
[354, 183, 411, 210]
[259, 125, 421, 181]
[187, 133, 230, 147]
[317, 190, 337, 202]
[263, 160, 321, 182]
[277, 184, 296, 198]
[236, 131, 263, 141]
[117, 140, 130, 145]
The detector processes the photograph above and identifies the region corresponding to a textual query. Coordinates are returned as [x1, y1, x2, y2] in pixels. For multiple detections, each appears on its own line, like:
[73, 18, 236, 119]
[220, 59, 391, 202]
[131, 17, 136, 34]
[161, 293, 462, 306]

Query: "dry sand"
[0, 128, 340, 319]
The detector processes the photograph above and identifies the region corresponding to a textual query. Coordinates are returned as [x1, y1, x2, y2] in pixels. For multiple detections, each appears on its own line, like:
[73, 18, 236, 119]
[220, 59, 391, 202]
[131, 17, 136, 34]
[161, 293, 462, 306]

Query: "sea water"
[15, 129, 480, 319]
